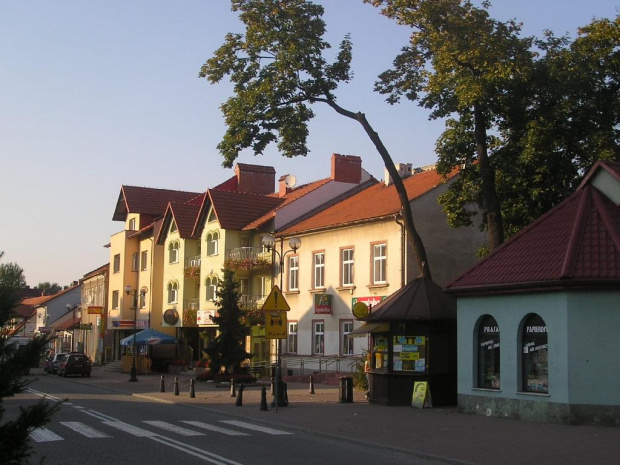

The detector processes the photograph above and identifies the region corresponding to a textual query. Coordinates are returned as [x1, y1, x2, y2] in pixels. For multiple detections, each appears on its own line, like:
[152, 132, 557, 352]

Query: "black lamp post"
[261, 233, 301, 409]
[125, 285, 148, 382]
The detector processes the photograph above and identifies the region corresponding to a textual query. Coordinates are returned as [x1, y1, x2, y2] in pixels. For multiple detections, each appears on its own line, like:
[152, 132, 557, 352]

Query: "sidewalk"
[50, 367, 619, 465]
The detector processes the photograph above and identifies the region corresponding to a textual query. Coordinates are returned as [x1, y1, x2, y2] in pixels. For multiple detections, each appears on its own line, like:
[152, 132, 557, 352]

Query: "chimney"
[278, 174, 297, 197]
[235, 164, 276, 195]
[384, 163, 413, 186]
[331, 154, 362, 184]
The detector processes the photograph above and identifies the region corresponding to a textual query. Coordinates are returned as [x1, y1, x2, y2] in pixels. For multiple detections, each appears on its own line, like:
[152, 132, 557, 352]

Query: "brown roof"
[280, 166, 456, 235]
[112, 185, 202, 221]
[448, 161, 620, 293]
[209, 190, 283, 230]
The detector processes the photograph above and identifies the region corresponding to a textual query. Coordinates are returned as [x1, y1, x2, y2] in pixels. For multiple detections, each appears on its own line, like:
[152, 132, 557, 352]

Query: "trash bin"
[339, 376, 353, 403]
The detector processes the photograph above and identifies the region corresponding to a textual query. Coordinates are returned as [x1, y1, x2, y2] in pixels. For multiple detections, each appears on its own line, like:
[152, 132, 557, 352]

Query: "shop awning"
[349, 322, 390, 337]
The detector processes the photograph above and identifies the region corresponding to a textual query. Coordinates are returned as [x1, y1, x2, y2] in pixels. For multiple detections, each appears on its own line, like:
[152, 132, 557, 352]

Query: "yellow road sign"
[265, 311, 287, 339]
[261, 285, 290, 312]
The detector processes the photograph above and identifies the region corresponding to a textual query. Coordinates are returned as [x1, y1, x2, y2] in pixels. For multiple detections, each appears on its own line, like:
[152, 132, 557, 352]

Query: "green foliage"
[205, 269, 251, 375]
[36, 282, 64, 295]
[0, 255, 60, 464]
[352, 351, 369, 392]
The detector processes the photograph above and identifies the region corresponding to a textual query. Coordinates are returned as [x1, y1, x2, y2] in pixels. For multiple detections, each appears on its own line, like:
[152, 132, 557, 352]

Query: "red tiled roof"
[209, 190, 283, 230]
[112, 185, 202, 221]
[280, 167, 456, 235]
[168, 202, 202, 239]
[12, 304, 38, 319]
[448, 162, 620, 292]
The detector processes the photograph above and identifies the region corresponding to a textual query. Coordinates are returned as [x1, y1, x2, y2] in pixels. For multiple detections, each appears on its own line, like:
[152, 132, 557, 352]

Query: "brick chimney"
[235, 164, 276, 195]
[279, 175, 292, 197]
[331, 154, 362, 184]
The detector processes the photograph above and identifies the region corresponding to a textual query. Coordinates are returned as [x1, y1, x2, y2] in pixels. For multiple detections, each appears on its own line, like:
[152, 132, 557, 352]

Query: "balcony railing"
[225, 247, 273, 272]
[238, 294, 267, 310]
[186, 255, 201, 267]
[186, 298, 200, 311]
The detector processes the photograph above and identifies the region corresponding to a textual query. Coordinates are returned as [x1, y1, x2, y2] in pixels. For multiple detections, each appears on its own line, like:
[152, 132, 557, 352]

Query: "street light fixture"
[261, 233, 301, 409]
[125, 285, 148, 382]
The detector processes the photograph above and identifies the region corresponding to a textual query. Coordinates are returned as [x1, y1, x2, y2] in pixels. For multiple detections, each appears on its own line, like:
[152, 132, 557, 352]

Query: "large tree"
[36, 282, 64, 296]
[0, 252, 59, 464]
[200, 0, 433, 279]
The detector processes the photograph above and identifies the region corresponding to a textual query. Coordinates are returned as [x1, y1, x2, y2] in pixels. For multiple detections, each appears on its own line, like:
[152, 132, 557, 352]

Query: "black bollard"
[189, 378, 195, 398]
[309, 375, 315, 395]
[235, 384, 244, 406]
[230, 378, 236, 397]
[283, 382, 289, 405]
[270, 377, 275, 396]
[160, 375, 165, 393]
[260, 386, 269, 411]
[174, 377, 179, 396]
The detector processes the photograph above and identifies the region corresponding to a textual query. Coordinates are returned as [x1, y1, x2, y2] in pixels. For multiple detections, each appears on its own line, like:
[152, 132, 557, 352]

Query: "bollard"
[189, 378, 195, 398]
[230, 378, 236, 397]
[270, 377, 275, 396]
[174, 377, 179, 396]
[309, 375, 315, 395]
[160, 375, 165, 393]
[283, 382, 289, 406]
[260, 386, 268, 411]
[235, 384, 244, 406]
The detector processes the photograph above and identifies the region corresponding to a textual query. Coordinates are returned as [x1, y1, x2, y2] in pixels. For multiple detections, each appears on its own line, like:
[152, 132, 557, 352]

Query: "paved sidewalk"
[41, 367, 620, 465]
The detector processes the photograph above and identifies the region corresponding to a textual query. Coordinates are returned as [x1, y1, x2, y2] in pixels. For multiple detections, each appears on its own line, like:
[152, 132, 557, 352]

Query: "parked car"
[58, 353, 92, 377]
[46, 353, 68, 374]
[41, 355, 54, 373]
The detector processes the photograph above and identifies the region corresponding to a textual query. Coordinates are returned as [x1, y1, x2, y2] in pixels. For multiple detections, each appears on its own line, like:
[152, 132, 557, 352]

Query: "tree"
[205, 269, 251, 375]
[36, 282, 63, 295]
[0, 252, 59, 465]
[200, 0, 432, 279]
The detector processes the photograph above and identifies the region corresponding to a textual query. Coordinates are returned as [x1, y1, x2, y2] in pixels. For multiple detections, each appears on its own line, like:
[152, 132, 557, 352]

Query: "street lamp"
[125, 285, 148, 382]
[261, 233, 301, 409]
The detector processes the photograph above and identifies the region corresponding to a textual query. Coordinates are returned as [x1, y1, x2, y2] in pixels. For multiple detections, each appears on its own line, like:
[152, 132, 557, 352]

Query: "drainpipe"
[394, 214, 406, 287]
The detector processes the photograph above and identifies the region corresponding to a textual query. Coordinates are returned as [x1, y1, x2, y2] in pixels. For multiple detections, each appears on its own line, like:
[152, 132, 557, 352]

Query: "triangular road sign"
[261, 285, 290, 312]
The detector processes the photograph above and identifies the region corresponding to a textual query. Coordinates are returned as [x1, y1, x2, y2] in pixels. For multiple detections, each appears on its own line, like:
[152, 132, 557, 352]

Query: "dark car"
[58, 353, 92, 377]
[46, 353, 68, 374]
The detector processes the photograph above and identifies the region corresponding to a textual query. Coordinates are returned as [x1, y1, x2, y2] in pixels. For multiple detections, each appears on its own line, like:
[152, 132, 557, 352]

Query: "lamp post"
[125, 285, 148, 382]
[261, 233, 301, 409]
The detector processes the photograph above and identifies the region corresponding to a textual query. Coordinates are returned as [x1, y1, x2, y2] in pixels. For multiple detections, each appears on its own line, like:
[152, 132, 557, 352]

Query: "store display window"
[372, 336, 389, 372]
[477, 315, 500, 389]
[522, 314, 548, 393]
[392, 335, 426, 372]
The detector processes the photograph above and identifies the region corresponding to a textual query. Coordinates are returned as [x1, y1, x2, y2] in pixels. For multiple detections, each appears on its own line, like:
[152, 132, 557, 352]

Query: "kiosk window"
[372, 336, 389, 372]
[477, 315, 500, 389]
[522, 314, 548, 393]
[393, 336, 426, 372]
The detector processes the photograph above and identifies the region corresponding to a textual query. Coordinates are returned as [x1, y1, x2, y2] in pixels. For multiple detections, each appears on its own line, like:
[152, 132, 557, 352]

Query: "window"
[206, 276, 218, 301]
[207, 231, 219, 256]
[288, 322, 298, 354]
[139, 292, 146, 309]
[372, 243, 387, 284]
[112, 290, 119, 310]
[140, 251, 148, 271]
[288, 255, 299, 291]
[169, 241, 179, 263]
[113, 254, 120, 273]
[477, 315, 500, 389]
[128, 218, 136, 231]
[131, 253, 139, 272]
[170, 221, 178, 233]
[522, 314, 548, 393]
[259, 276, 268, 300]
[313, 320, 324, 355]
[341, 248, 354, 287]
[313, 252, 325, 289]
[167, 282, 179, 304]
[341, 320, 354, 355]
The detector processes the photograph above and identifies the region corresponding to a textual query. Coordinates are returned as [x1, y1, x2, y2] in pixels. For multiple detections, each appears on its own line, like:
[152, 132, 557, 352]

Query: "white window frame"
[341, 248, 354, 287]
[169, 241, 179, 264]
[139, 292, 146, 309]
[313, 252, 325, 289]
[131, 253, 139, 272]
[287, 321, 298, 354]
[113, 254, 120, 273]
[372, 243, 387, 284]
[167, 282, 178, 304]
[140, 250, 148, 271]
[128, 218, 136, 231]
[206, 276, 218, 301]
[112, 290, 119, 310]
[207, 231, 219, 256]
[341, 320, 354, 355]
[313, 320, 325, 355]
[288, 255, 299, 291]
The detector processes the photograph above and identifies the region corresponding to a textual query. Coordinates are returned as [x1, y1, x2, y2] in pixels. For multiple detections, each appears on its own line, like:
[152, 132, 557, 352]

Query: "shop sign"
[197, 309, 216, 326]
[411, 381, 433, 409]
[87, 306, 104, 315]
[314, 294, 332, 314]
[79, 323, 93, 330]
[351, 296, 386, 318]
[112, 320, 148, 329]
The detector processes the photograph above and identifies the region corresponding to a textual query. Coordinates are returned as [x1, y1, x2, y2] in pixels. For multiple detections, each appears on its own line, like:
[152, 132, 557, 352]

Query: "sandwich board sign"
[411, 381, 432, 409]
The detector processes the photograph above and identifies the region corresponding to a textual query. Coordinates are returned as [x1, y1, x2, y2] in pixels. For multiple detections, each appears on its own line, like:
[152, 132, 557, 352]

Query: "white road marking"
[60, 421, 111, 438]
[101, 420, 157, 437]
[150, 435, 244, 465]
[30, 427, 63, 442]
[181, 421, 250, 436]
[220, 420, 293, 435]
[143, 420, 204, 436]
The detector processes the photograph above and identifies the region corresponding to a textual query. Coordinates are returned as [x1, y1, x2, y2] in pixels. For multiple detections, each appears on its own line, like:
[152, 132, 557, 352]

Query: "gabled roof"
[448, 160, 620, 293]
[279, 166, 456, 235]
[209, 190, 283, 230]
[112, 185, 202, 221]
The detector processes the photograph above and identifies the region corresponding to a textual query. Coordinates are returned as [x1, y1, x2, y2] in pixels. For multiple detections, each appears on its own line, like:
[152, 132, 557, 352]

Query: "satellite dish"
[284, 174, 297, 188]
[82, 295, 91, 305]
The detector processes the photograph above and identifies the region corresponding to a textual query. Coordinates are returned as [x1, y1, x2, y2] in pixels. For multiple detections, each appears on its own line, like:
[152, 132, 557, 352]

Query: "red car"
[58, 353, 92, 377]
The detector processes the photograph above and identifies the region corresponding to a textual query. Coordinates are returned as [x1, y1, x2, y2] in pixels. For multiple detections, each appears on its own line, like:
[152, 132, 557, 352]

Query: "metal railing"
[186, 255, 201, 267]
[239, 294, 266, 310]
[279, 355, 361, 375]
[228, 247, 272, 262]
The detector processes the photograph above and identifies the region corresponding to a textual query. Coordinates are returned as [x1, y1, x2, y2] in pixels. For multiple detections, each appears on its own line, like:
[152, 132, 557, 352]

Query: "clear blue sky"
[1, 0, 617, 287]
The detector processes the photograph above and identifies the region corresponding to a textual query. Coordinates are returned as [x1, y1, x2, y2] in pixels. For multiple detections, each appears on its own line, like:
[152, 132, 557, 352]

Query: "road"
[7, 374, 444, 465]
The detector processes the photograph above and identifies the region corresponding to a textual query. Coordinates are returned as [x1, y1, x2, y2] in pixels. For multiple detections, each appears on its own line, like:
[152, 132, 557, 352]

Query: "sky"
[1, 0, 617, 287]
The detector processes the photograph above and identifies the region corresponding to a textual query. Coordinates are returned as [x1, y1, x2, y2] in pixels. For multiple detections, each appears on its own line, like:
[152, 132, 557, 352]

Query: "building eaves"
[209, 190, 283, 230]
[112, 185, 202, 222]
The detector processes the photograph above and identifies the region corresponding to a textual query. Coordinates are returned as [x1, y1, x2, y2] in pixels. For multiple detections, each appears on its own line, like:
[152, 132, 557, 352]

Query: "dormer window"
[170, 221, 178, 233]
[128, 218, 136, 231]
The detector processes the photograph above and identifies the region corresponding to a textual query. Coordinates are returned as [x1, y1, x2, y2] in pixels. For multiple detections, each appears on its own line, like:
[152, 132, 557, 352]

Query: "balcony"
[184, 256, 201, 281]
[186, 298, 200, 310]
[238, 294, 267, 311]
[225, 247, 272, 272]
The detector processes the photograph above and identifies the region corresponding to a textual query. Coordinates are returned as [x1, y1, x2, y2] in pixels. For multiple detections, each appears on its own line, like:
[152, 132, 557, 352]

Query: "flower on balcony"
[184, 265, 201, 281]
[243, 308, 265, 326]
[183, 307, 197, 327]
[224, 256, 271, 272]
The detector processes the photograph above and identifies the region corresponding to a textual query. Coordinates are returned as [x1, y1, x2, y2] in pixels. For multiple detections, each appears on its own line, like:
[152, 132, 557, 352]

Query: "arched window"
[477, 315, 500, 389]
[168, 241, 179, 264]
[206, 276, 218, 301]
[206, 231, 219, 256]
[167, 282, 178, 304]
[521, 314, 549, 393]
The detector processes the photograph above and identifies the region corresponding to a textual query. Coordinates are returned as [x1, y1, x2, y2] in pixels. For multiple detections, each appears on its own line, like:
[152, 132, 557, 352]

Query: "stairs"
[98, 360, 123, 372]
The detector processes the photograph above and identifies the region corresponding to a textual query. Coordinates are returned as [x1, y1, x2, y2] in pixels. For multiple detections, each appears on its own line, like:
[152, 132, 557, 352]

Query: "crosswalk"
[30, 418, 293, 443]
